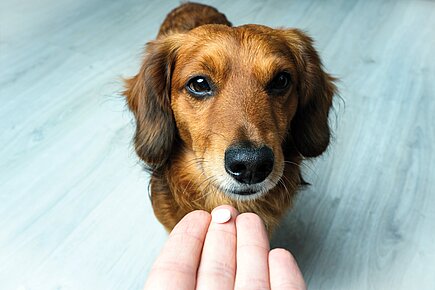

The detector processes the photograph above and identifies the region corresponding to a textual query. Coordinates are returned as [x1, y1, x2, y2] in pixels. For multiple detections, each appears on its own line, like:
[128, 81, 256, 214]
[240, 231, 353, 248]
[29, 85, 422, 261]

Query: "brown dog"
[124, 2, 336, 234]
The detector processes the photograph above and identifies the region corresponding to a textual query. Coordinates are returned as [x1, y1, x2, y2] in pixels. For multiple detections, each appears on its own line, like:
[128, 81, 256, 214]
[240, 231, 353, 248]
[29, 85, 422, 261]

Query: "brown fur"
[157, 2, 231, 38]
[124, 3, 337, 235]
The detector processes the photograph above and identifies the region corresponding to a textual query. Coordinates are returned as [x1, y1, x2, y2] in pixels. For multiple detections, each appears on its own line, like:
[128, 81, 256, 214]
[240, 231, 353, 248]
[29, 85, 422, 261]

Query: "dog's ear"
[281, 29, 337, 157]
[124, 36, 181, 169]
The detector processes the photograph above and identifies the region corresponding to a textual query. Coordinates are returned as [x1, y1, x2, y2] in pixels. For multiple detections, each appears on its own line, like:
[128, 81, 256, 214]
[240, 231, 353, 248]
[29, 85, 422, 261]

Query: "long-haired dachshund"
[124, 2, 337, 235]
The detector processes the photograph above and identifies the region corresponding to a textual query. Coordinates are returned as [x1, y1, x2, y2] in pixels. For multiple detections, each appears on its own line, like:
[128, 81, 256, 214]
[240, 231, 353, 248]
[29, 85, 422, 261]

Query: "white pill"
[212, 208, 232, 224]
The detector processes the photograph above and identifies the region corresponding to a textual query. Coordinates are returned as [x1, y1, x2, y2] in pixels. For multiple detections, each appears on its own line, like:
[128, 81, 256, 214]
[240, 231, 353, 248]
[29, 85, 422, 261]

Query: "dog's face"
[125, 24, 335, 201]
[170, 25, 299, 199]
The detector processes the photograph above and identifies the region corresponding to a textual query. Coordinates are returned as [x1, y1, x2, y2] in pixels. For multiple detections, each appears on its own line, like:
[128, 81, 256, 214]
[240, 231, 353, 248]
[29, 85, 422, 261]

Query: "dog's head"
[125, 24, 336, 200]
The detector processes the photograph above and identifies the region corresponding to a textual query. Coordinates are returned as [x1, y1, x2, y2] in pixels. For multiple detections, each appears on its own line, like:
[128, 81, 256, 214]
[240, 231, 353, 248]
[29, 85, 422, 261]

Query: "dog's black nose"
[224, 143, 274, 184]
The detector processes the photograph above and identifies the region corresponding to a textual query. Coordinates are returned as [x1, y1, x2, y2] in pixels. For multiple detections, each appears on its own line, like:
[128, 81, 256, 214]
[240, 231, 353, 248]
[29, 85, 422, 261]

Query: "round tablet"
[212, 208, 232, 224]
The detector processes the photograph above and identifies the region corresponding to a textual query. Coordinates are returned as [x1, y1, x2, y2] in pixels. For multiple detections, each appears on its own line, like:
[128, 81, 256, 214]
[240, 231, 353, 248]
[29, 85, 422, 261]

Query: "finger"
[196, 205, 239, 290]
[269, 248, 306, 290]
[144, 210, 211, 290]
[234, 213, 271, 290]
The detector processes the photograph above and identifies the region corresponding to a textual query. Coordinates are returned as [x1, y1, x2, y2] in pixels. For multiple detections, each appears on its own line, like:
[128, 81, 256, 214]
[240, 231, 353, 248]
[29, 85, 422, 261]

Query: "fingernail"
[212, 208, 232, 224]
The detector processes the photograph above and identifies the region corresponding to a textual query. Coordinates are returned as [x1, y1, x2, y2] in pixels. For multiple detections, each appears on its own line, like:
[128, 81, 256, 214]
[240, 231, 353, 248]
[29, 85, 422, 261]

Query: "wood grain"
[1, 0, 434, 289]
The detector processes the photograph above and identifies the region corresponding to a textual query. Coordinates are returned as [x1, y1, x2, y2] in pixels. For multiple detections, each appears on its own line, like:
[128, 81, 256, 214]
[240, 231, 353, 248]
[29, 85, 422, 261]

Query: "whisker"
[300, 160, 315, 173]
[178, 157, 208, 198]
[180, 170, 205, 199]
[278, 178, 290, 195]
[283, 160, 300, 167]
[184, 157, 205, 168]
[190, 175, 219, 203]
[280, 173, 298, 190]
[284, 159, 315, 176]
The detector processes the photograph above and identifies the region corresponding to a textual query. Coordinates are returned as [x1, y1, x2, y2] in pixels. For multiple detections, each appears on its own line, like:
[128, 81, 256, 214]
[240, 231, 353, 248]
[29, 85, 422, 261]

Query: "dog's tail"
[157, 2, 231, 38]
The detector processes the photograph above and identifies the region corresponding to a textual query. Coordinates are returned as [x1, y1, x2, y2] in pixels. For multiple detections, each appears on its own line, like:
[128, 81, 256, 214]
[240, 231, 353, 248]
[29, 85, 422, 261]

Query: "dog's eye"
[268, 72, 291, 93]
[186, 76, 212, 97]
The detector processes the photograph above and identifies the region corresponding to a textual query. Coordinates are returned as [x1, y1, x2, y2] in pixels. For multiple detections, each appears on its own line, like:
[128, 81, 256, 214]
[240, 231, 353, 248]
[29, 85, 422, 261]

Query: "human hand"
[144, 205, 306, 290]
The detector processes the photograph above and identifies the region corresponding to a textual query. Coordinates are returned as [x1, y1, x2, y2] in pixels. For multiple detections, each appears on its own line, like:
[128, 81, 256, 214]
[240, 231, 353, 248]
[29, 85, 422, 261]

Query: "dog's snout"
[224, 144, 274, 184]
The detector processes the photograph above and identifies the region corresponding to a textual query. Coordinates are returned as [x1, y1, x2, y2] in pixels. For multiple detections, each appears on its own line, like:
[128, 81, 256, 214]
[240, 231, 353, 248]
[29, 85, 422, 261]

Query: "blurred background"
[1, 0, 434, 289]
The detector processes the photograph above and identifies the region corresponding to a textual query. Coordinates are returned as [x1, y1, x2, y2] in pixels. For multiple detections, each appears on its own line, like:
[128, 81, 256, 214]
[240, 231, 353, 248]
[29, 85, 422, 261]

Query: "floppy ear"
[282, 29, 337, 157]
[124, 36, 181, 169]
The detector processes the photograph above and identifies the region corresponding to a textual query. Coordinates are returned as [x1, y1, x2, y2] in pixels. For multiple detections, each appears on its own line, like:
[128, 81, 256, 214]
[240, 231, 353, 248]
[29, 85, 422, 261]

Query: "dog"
[124, 2, 337, 235]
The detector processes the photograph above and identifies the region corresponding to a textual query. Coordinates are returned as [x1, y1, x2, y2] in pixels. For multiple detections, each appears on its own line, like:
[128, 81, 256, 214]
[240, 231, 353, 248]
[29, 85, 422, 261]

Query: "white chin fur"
[214, 172, 282, 201]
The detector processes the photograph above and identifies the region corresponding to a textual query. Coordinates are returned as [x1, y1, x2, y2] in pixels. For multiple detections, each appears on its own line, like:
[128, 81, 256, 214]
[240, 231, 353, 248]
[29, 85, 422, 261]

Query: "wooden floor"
[1, 0, 434, 289]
